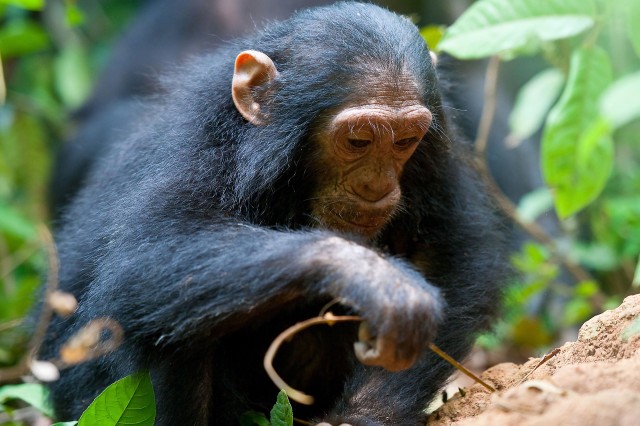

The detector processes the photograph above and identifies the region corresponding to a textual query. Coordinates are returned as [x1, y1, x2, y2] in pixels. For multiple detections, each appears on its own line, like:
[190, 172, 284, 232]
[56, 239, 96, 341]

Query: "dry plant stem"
[264, 314, 495, 405]
[0, 225, 58, 383]
[264, 313, 362, 405]
[517, 348, 561, 386]
[428, 343, 495, 393]
[0, 319, 23, 333]
[474, 56, 592, 284]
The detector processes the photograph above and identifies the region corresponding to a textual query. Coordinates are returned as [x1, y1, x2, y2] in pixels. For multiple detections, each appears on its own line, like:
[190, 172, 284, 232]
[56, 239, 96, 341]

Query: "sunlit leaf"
[439, 0, 596, 59]
[563, 298, 593, 325]
[542, 47, 613, 218]
[510, 68, 564, 142]
[270, 390, 293, 426]
[78, 371, 155, 426]
[0, 204, 36, 240]
[54, 43, 92, 108]
[600, 71, 640, 129]
[626, 0, 640, 57]
[0, 0, 44, 11]
[420, 25, 446, 51]
[0, 383, 54, 418]
[574, 280, 599, 297]
[516, 187, 554, 223]
[0, 20, 49, 58]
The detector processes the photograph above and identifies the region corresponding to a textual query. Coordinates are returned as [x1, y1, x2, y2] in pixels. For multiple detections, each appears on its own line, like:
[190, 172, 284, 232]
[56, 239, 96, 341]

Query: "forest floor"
[429, 294, 640, 426]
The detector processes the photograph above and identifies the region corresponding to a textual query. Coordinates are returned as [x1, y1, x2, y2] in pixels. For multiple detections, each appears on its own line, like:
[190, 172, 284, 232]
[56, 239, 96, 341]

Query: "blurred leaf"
[600, 71, 640, 129]
[634, 255, 640, 288]
[439, 0, 595, 59]
[0, 20, 48, 59]
[516, 187, 554, 223]
[420, 25, 446, 51]
[542, 47, 613, 218]
[0, 383, 53, 417]
[270, 390, 293, 426]
[626, 0, 640, 57]
[574, 280, 599, 297]
[0, 0, 43, 10]
[240, 411, 270, 426]
[511, 317, 553, 348]
[54, 43, 92, 108]
[0, 204, 36, 240]
[65, 3, 85, 27]
[510, 68, 564, 141]
[78, 371, 155, 426]
[569, 243, 618, 270]
[563, 298, 593, 325]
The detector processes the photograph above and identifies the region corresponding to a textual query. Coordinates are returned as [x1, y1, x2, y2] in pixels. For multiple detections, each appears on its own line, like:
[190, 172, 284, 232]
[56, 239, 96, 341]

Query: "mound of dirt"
[429, 294, 640, 426]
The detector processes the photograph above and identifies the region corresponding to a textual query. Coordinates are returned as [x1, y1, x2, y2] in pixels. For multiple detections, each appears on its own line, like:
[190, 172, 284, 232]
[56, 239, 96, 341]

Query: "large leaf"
[78, 371, 155, 426]
[270, 390, 293, 426]
[0, 383, 54, 418]
[542, 47, 614, 218]
[600, 71, 640, 129]
[439, 0, 596, 59]
[510, 68, 564, 141]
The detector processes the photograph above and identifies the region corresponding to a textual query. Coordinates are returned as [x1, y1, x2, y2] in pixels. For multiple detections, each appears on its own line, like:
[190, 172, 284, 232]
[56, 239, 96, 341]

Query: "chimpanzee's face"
[309, 77, 432, 238]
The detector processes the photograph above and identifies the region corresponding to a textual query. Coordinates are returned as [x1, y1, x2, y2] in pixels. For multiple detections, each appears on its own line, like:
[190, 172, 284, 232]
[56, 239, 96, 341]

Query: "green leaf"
[78, 371, 155, 426]
[0, 20, 49, 59]
[563, 298, 593, 325]
[600, 71, 640, 129]
[625, 0, 640, 57]
[270, 390, 293, 426]
[420, 25, 446, 51]
[633, 255, 640, 288]
[516, 187, 554, 223]
[0, 0, 43, 11]
[54, 43, 92, 108]
[0, 204, 36, 241]
[52, 422, 79, 426]
[439, 0, 596, 59]
[574, 280, 599, 297]
[0, 383, 54, 418]
[240, 411, 271, 426]
[542, 47, 614, 218]
[510, 69, 564, 141]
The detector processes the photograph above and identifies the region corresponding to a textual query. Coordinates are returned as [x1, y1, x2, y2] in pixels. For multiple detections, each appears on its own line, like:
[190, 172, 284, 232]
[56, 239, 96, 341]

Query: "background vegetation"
[0, 0, 639, 424]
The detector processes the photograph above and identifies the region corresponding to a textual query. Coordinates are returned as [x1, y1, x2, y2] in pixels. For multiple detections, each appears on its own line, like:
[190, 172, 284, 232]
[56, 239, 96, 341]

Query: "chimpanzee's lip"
[330, 211, 388, 234]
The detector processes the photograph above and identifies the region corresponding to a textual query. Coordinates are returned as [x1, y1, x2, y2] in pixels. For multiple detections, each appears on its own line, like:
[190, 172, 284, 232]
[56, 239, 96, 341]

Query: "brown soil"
[429, 294, 640, 426]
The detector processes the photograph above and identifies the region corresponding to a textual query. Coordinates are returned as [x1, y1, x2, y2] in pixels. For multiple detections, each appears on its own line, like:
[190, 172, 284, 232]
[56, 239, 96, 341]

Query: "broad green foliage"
[600, 71, 640, 129]
[0, 383, 53, 418]
[509, 69, 564, 141]
[0, 0, 43, 11]
[439, 0, 595, 59]
[542, 47, 613, 218]
[77, 371, 155, 426]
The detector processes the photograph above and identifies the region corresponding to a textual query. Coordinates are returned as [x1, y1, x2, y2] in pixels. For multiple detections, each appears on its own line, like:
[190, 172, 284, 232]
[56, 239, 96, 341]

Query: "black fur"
[41, 3, 509, 425]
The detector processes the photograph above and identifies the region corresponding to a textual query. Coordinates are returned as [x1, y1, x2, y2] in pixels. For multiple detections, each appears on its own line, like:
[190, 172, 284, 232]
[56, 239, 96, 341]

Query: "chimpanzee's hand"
[315, 237, 444, 372]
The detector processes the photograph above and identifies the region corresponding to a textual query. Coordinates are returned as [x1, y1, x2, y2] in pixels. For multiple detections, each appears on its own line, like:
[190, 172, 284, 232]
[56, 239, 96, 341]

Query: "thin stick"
[517, 348, 560, 386]
[264, 314, 496, 405]
[264, 314, 361, 405]
[428, 343, 495, 392]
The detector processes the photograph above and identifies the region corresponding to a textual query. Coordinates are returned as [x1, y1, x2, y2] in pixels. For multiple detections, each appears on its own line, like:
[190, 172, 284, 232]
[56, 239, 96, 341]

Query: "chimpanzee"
[41, 2, 508, 425]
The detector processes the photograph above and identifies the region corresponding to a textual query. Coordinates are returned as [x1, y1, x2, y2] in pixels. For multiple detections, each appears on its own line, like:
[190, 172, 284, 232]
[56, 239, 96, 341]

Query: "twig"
[428, 343, 495, 392]
[264, 314, 495, 405]
[473, 56, 593, 284]
[0, 225, 59, 383]
[0, 319, 23, 333]
[517, 348, 561, 386]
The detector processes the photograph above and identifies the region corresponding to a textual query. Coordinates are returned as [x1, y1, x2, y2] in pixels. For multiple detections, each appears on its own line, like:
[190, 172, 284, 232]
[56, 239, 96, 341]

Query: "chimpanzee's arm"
[75, 219, 443, 370]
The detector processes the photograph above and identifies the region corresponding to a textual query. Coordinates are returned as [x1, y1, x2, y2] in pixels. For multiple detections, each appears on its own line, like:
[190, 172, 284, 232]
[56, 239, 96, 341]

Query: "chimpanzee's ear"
[232, 50, 278, 125]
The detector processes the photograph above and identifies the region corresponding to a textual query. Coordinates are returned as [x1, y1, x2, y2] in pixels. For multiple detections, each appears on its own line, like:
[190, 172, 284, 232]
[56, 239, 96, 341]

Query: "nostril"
[353, 183, 396, 203]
